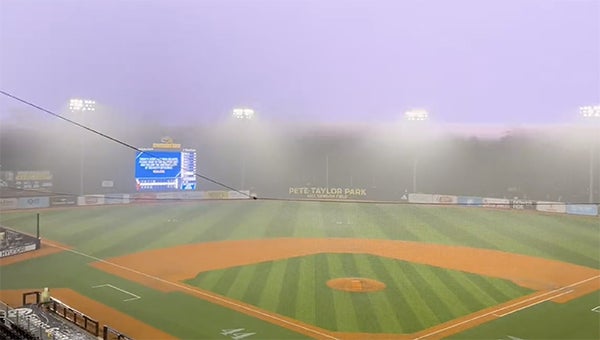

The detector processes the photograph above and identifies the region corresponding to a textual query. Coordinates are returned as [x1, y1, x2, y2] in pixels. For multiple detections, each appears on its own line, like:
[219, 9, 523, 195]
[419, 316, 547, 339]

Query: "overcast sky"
[1, 0, 598, 127]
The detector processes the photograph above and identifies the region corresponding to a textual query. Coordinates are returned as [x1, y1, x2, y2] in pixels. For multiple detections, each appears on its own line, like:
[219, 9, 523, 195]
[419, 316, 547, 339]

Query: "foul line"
[493, 289, 573, 317]
[414, 274, 600, 340]
[43, 240, 339, 340]
[92, 283, 141, 302]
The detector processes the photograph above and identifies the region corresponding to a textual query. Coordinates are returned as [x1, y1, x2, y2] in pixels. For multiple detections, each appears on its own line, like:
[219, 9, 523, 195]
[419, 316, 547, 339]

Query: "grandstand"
[0, 291, 131, 340]
[0, 226, 40, 259]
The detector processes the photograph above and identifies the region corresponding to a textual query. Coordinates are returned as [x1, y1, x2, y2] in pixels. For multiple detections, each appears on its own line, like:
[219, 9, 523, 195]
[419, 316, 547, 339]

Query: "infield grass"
[185, 253, 534, 333]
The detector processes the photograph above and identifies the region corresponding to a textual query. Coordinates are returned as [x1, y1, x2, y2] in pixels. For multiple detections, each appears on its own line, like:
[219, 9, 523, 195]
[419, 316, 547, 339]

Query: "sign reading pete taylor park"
[289, 187, 367, 200]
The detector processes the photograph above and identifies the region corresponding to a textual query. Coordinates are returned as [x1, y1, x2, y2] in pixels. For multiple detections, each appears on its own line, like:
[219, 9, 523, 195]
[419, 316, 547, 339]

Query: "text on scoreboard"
[135, 149, 197, 191]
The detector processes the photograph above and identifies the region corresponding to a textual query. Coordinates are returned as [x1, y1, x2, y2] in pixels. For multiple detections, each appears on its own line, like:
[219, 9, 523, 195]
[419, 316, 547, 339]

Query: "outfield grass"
[1, 200, 598, 339]
[446, 290, 600, 340]
[2, 201, 598, 268]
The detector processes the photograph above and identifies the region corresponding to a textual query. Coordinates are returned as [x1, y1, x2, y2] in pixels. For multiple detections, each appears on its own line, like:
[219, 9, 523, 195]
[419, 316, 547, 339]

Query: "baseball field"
[0, 199, 598, 339]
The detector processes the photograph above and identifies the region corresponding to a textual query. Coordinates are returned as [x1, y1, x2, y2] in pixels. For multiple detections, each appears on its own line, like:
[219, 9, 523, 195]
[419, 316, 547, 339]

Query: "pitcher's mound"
[327, 277, 386, 293]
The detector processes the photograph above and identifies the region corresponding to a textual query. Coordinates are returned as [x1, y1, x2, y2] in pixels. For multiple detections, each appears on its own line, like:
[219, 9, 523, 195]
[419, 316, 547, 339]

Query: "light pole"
[69, 98, 96, 196]
[232, 108, 255, 190]
[404, 109, 429, 193]
[580, 105, 600, 203]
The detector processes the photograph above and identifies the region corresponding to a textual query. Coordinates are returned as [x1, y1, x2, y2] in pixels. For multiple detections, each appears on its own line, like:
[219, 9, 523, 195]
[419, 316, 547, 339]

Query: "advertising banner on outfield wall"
[0, 198, 18, 210]
[50, 196, 77, 207]
[510, 199, 536, 210]
[408, 193, 434, 204]
[77, 195, 105, 206]
[536, 201, 567, 214]
[0, 243, 38, 258]
[433, 194, 458, 204]
[105, 194, 131, 205]
[483, 198, 511, 208]
[179, 191, 205, 200]
[156, 192, 178, 200]
[457, 196, 483, 206]
[132, 192, 157, 202]
[204, 191, 229, 199]
[228, 190, 250, 199]
[17, 197, 50, 209]
[566, 204, 598, 216]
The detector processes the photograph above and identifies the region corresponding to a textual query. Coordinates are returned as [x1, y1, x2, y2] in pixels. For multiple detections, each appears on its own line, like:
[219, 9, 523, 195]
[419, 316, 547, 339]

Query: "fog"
[1, 104, 598, 203]
[1, 1, 598, 203]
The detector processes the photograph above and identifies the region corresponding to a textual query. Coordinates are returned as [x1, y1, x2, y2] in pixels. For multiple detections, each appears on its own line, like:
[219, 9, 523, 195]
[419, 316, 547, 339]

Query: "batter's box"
[92, 283, 141, 302]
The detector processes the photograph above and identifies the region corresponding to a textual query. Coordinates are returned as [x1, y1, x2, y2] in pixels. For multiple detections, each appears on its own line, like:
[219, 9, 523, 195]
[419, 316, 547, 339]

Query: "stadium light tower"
[69, 98, 96, 112]
[404, 109, 429, 121]
[404, 109, 430, 193]
[232, 108, 255, 190]
[232, 108, 255, 120]
[580, 105, 600, 203]
[69, 98, 96, 196]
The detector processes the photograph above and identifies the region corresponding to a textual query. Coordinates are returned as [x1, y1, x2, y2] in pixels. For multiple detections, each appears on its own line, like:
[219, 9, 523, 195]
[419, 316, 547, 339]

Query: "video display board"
[135, 149, 196, 191]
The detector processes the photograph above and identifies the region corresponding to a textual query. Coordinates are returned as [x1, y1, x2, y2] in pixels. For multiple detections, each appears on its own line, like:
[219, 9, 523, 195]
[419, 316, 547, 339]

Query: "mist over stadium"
[0, 1, 599, 340]
[0, 111, 599, 203]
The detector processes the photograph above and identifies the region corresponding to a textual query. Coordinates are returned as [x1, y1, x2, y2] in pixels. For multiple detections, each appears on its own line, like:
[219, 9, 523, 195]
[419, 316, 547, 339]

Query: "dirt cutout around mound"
[0, 241, 66, 266]
[92, 238, 600, 340]
[0, 288, 176, 340]
[327, 277, 386, 292]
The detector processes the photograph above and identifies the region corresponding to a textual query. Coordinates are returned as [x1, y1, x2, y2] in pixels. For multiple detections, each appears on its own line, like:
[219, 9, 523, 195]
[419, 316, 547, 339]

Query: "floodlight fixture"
[580, 105, 600, 118]
[70, 98, 96, 112]
[404, 109, 429, 121]
[232, 108, 255, 119]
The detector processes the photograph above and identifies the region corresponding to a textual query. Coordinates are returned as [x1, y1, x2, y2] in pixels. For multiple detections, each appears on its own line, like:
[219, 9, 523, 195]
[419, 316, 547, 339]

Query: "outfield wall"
[0, 191, 597, 217]
[407, 193, 598, 217]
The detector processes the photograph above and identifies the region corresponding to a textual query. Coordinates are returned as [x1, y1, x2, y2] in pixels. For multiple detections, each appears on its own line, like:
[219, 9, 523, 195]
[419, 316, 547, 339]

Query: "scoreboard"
[135, 148, 197, 191]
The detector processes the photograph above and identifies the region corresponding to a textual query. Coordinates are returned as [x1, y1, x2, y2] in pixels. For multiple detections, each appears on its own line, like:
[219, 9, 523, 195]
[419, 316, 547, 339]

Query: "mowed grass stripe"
[402, 262, 455, 324]
[258, 259, 288, 311]
[418, 207, 500, 249]
[276, 257, 301, 318]
[142, 202, 234, 249]
[367, 256, 424, 333]
[319, 204, 356, 238]
[190, 202, 258, 243]
[465, 275, 515, 302]
[411, 265, 472, 317]
[264, 201, 300, 238]
[78, 206, 182, 256]
[225, 201, 278, 240]
[92, 206, 208, 257]
[186, 269, 224, 291]
[54, 206, 147, 245]
[495, 223, 599, 268]
[428, 268, 487, 314]
[459, 208, 599, 266]
[353, 255, 403, 333]
[226, 263, 257, 301]
[491, 277, 536, 297]
[294, 255, 317, 325]
[505, 211, 599, 250]
[293, 201, 329, 237]
[313, 254, 337, 331]
[211, 266, 243, 296]
[329, 255, 361, 332]
[445, 270, 498, 308]
[240, 261, 272, 305]
[361, 204, 422, 241]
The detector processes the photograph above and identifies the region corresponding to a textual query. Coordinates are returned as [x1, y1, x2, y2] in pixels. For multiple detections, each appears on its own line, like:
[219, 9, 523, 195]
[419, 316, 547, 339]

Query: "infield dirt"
[91, 238, 600, 339]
